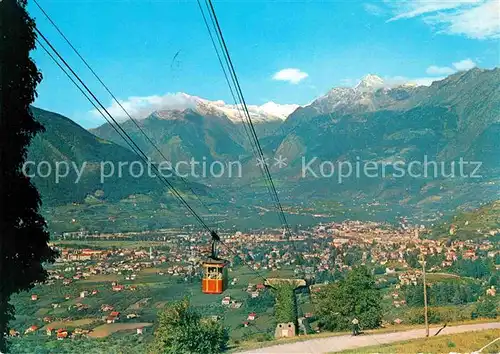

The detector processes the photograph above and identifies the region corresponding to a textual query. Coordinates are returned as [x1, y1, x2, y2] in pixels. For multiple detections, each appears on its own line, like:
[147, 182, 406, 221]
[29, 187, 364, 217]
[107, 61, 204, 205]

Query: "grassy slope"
[234, 319, 498, 352]
[431, 200, 500, 240]
[339, 329, 500, 353]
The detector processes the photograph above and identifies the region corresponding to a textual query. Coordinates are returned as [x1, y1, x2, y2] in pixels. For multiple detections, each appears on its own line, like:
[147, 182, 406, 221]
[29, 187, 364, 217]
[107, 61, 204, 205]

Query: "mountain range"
[29, 68, 500, 230]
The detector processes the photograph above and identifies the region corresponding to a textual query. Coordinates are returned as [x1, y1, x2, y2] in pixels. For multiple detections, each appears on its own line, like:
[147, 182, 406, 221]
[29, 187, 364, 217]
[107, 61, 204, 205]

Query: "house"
[43, 316, 52, 323]
[256, 284, 265, 290]
[46, 327, 53, 336]
[247, 312, 256, 321]
[56, 329, 69, 340]
[101, 304, 114, 312]
[106, 311, 120, 323]
[385, 267, 396, 274]
[91, 289, 99, 295]
[304, 312, 313, 318]
[394, 318, 403, 324]
[112, 284, 125, 292]
[230, 301, 242, 309]
[24, 325, 38, 334]
[463, 249, 476, 260]
[486, 286, 496, 296]
[31, 294, 38, 301]
[221, 296, 231, 305]
[251, 291, 259, 298]
[9, 329, 20, 337]
[136, 327, 144, 335]
[80, 291, 88, 298]
[243, 321, 249, 328]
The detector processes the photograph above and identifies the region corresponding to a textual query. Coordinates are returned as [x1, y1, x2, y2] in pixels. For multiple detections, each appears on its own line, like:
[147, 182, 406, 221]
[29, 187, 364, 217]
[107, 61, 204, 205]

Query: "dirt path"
[238, 322, 500, 353]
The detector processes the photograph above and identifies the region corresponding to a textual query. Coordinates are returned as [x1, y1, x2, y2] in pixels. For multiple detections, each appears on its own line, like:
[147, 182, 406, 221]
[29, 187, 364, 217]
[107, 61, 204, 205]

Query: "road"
[238, 322, 500, 353]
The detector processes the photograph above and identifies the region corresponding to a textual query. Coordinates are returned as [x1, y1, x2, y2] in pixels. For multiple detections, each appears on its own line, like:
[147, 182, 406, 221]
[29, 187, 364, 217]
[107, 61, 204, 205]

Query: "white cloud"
[257, 102, 299, 118]
[426, 65, 456, 75]
[387, 0, 481, 21]
[272, 68, 309, 84]
[424, 58, 476, 77]
[386, 0, 500, 39]
[91, 92, 300, 123]
[452, 58, 477, 70]
[350, 57, 477, 89]
[91, 93, 200, 121]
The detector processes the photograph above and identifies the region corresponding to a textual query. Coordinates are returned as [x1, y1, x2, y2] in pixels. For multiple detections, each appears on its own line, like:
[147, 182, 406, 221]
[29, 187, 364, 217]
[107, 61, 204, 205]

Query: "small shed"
[275, 322, 296, 339]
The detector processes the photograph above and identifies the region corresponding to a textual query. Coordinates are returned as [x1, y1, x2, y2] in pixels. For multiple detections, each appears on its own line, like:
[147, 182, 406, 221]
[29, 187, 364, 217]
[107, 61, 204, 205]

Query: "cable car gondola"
[202, 231, 229, 294]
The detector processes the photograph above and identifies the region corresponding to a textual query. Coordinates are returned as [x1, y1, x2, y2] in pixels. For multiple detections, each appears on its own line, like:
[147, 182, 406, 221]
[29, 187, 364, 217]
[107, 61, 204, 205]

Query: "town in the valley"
[8, 218, 499, 351]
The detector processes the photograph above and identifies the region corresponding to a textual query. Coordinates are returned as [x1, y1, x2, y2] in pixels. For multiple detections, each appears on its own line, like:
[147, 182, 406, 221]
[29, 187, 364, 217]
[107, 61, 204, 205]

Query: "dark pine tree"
[0, 1, 57, 351]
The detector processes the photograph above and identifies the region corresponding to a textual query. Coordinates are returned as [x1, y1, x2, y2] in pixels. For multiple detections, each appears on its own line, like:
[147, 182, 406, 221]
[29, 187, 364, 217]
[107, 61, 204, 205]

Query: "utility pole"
[420, 253, 429, 337]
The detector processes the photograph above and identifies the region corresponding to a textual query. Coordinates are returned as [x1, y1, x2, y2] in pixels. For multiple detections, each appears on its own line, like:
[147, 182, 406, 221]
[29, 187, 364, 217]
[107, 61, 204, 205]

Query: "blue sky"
[30, 0, 500, 128]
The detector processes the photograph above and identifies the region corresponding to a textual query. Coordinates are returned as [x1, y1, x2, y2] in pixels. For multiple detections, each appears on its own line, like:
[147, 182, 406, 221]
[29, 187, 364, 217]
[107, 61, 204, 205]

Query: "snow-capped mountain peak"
[96, 92, 300, 123]
[184, 94, 299, 123]
[355, 74, 385, 92]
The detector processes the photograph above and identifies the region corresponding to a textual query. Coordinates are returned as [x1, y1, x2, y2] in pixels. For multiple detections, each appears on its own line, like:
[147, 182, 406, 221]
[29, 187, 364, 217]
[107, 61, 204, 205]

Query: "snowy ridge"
[194, 95, 299, 122]
[303, 74, 420, 116]
[151, 93, 299, 123]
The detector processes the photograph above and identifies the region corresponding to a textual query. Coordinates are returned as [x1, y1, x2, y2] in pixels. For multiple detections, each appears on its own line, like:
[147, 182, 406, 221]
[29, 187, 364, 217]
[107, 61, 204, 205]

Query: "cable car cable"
[196, 0, 282, 221]
[35, 40, 137, 164]
[200, 0, 292, 237]
[32, 0, 216, 226]
[195, 0, 276, 209]
[37, 19, 285, 303]
[198, 0, 307, 278]
[35, 28, 212, 234]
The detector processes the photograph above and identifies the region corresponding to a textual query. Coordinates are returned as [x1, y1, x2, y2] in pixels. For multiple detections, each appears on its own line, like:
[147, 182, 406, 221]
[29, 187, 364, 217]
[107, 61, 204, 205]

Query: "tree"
[474, 297, 497, 319]
[150, 299, 228, 354]
[0, 1, 57, 351]
[272, 284, 297, 326]
[404, 251, 420, 268]
[231, 255, 242, 267]
[314, 266, 382, 331]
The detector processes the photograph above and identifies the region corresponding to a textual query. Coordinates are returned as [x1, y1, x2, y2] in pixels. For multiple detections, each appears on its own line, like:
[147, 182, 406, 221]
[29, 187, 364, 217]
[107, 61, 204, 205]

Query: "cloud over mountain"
[272, 68, 309, 84]
[91, 93, 299, 123]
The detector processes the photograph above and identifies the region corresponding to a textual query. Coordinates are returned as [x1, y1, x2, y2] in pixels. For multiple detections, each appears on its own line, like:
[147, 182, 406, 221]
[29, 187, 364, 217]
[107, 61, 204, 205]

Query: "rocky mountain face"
[266, 68, 500, 216]
[30, 68, 500, 221]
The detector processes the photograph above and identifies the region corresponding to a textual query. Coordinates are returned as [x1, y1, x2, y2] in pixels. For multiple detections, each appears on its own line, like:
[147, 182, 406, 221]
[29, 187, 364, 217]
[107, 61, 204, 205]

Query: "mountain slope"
[260, 69, 500, 219]
[28, 107, 210, 206]
[91, 108, 249, 164]
[29, 68, 500, 226]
